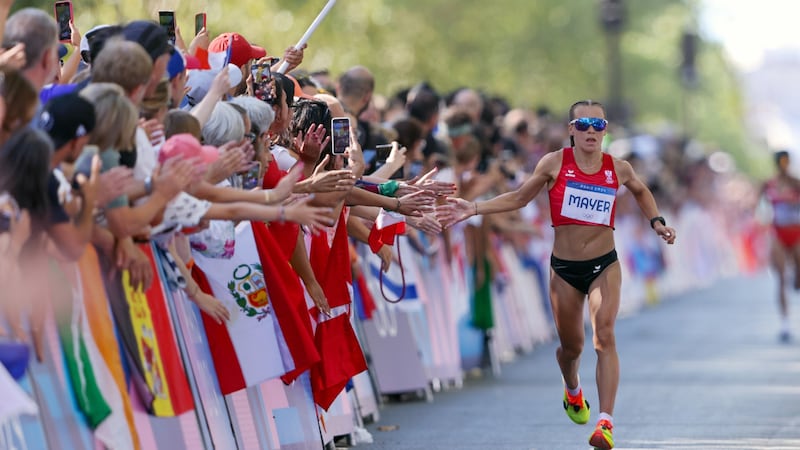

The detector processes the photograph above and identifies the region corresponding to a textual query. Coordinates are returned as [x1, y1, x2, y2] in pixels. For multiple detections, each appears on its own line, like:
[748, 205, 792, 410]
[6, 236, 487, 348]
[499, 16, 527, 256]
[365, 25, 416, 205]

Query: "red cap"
[185, 54, 202, 70]
[159, 134, 219, 165]
[208, 32, 267, 68]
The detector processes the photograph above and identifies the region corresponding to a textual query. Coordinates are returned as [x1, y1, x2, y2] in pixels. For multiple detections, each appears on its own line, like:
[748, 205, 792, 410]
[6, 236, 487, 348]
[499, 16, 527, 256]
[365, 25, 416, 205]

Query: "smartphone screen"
[241, 162, 262, 190]
[331, 117, 351, 155]
[158, 11, 176, 45]
[375, 144, 392, 164]
[54, 1, 72, 42]
[251, 63, 274, 103]
[194, 13, 206, 36]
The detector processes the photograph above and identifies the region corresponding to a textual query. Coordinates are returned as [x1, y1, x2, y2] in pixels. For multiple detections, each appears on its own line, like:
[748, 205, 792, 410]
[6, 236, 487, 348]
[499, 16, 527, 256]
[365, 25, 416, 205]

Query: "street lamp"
[600, 0, 627, 125]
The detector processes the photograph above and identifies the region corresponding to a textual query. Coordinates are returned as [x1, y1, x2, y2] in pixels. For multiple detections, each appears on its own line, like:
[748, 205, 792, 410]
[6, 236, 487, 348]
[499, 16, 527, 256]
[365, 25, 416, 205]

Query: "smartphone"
[251, 63, 274, 103]
[251, 62, 272, 83]
[158, 11, 176, 46]
[242, 162, 262, 190]
[194, 12, 206, 36]
[375, 143, 393, 165]
[54, 1, 73, 43]
[331, 117, 351, 155]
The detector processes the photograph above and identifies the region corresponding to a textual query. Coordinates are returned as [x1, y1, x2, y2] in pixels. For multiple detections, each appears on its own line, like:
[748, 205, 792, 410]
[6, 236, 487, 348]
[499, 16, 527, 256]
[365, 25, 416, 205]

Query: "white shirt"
[270, 145, 298, 172]
[134, 127, 158, 181]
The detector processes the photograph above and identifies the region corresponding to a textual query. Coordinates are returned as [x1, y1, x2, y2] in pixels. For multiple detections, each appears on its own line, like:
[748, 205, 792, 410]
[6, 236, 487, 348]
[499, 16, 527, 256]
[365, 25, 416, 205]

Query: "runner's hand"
[438, 197, 474, 228]
[655, 224, 676, 245]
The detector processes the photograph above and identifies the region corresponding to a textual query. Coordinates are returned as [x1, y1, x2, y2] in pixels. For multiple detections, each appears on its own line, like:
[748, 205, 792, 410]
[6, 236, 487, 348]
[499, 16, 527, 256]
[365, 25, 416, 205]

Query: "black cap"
[39, 93, 96, 149]
[122, 20, 169, 62]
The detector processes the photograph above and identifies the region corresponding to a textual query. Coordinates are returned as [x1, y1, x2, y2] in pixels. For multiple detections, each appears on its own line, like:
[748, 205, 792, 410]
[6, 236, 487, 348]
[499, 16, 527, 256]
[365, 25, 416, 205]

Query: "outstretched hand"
[412, 167, 457, 197]
[437, 197, 476, 229]
[396, 190, 435, 217]
[269, 162, 304, 203]
[294, 124, 330, 165]
[306, 155, 357, 193]
[283, 194, 335, 232]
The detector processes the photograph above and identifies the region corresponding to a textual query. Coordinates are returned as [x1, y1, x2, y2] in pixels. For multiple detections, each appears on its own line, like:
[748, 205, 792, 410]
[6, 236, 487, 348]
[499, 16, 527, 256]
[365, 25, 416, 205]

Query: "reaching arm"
[104, 191, 171, 238]
[190, 70, 229, 128]
[345, 186, 433, 217]
[440, 151, 559, 228]
[289, 233, 331, 315]
[192, 181, 277, 205]
[474, 151, 559, 215]
[203, 197, 333, 229]
[348, 205, 381, 222]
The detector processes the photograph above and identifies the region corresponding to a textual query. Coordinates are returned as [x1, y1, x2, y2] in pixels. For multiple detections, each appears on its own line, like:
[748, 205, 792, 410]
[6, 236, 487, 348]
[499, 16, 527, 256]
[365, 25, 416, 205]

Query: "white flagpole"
[275, 0, 337, 74]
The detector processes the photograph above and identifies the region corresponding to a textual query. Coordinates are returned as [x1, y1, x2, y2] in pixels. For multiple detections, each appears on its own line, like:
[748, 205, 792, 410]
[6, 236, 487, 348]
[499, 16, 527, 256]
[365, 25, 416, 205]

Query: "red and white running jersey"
[548, 147, 619, 228]
[764, 179, 800, 226]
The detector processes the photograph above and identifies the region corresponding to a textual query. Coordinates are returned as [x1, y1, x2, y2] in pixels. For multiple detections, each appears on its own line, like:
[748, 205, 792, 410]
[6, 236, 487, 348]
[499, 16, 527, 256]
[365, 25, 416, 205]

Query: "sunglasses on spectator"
[244, 132, 258, 144]
[569, 117, 608, 132]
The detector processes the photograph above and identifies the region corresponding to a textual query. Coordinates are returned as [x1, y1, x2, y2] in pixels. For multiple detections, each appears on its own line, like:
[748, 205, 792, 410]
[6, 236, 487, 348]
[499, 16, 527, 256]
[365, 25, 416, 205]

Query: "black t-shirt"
[47, 171, 71, 225]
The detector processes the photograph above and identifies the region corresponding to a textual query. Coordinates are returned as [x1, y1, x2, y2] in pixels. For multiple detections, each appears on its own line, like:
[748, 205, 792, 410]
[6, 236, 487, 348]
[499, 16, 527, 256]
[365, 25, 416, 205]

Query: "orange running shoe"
[562, 388, 590, 424]
[588, 418, 614, 449]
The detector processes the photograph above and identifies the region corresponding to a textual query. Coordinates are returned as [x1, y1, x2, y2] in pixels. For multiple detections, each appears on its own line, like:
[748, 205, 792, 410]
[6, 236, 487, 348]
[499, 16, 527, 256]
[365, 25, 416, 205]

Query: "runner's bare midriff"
[552, 225, 615, 261]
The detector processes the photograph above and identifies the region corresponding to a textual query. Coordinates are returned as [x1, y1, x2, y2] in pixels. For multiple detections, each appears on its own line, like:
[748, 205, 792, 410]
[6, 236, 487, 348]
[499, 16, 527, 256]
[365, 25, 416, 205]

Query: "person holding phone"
[440, 100, 676, 450]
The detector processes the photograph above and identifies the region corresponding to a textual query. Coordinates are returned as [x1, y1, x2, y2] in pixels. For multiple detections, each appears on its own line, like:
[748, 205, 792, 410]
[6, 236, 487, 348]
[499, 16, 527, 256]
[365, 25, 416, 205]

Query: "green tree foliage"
[11, 0, 764, 172]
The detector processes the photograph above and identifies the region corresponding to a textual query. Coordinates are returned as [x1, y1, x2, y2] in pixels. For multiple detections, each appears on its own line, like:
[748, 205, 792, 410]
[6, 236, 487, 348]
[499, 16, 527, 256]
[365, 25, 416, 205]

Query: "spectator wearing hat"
[166, 47, 187, 109]
[121, 20, 172, 98]
[207, 32, 306, 97]
[78, 24, 113, 67]
[208, 32, 267, 69]
[208, 32, 267, 96]
[3, 8, 60, 92]
[39, 93, 99, 260]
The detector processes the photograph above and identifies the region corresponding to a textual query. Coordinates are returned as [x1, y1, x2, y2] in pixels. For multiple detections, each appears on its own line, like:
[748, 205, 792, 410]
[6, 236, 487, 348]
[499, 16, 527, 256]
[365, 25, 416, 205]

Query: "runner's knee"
[558, 341, 583, 361]
[593, 326, 616, 352]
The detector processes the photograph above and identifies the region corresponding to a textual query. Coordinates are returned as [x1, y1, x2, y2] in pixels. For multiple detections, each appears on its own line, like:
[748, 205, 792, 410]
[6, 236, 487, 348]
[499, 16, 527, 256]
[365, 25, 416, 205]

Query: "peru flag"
[191, 221, 288, 395]
[251, 220, 320, 384]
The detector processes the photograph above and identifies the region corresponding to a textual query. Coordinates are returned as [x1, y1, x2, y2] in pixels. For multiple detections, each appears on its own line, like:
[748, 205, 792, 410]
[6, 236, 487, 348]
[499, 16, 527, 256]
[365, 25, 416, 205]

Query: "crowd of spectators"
[0, 3, 763, 446]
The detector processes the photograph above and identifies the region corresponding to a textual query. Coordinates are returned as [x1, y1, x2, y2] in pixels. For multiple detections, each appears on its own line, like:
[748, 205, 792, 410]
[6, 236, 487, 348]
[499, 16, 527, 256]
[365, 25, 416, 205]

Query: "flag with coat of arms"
[192, 221, 291, 395]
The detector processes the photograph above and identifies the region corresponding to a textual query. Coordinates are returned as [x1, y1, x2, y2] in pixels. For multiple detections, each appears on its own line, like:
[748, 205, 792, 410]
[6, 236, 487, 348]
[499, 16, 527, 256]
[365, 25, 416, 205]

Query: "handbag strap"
[378, 238, 405, 304]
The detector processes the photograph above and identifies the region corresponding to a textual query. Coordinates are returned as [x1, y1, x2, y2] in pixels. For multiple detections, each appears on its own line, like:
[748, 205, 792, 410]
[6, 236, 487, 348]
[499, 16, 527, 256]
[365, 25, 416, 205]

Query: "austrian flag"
[368, 209, 406, 253]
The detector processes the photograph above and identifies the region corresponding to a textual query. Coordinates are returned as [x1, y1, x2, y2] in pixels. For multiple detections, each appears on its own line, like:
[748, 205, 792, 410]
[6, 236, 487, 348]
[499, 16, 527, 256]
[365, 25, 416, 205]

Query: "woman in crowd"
[442, 100, 676, 450]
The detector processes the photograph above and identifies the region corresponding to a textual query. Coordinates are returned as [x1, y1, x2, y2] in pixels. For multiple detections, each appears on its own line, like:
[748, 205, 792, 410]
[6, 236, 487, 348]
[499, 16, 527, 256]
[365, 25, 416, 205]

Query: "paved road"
[363, 272, 800, 449]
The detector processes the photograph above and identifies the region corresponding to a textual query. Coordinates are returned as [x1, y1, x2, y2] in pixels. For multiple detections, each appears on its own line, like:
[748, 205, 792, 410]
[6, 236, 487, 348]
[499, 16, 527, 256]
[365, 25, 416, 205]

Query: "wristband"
[279, 206, 286, 223]
[354, 180, 380, 194]
[378, 180, 400, 197]
[393, 198, 401, 211]
[264, 189, 272, 204]
[144, 176, 153, 195]
[649, 216, 666, 229]
[474, 202, 478, 216]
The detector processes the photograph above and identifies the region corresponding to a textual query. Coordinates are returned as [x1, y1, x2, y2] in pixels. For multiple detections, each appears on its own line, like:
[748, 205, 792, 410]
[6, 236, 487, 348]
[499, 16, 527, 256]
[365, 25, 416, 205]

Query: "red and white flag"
[192, 221, 288, 395]
[368, 209, 406, 253]
[308, 210, 368, 410]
